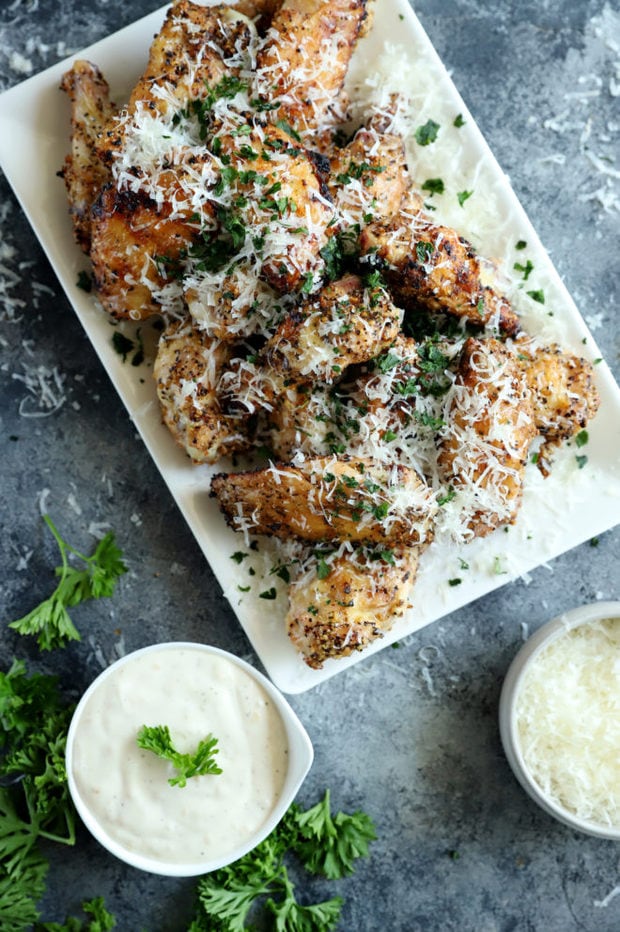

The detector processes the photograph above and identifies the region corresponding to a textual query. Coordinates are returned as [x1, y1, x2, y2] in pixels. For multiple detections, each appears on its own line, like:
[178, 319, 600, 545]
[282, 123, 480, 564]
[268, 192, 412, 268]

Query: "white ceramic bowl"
[499, 601, 620, 840]
[66, 642, 314, 875]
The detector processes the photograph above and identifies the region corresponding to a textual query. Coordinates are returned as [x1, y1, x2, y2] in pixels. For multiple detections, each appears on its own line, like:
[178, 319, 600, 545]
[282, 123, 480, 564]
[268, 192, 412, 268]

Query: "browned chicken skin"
[287, 545, 419, 668]
[254, 0, 373, 134]
[261, 273, 402, 383]
[439, 337, 537, 537]
[59, 61, 115, 253]
[211, 455, 437, 546]
[97, 2, 254, 164]
[360, 196, 521, 337]
[517, 341, 601, 474]
[154, 317, 255, 463]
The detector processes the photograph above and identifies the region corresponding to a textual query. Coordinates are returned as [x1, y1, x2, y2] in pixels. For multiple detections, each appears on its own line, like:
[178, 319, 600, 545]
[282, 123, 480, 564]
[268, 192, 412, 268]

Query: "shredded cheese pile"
[516, 617, 620, 827]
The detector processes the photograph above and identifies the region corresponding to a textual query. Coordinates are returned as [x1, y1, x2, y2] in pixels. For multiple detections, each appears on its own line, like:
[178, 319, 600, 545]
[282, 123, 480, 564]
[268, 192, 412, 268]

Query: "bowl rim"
[499, 601, 620, 841]
[66, 641, 314, 876]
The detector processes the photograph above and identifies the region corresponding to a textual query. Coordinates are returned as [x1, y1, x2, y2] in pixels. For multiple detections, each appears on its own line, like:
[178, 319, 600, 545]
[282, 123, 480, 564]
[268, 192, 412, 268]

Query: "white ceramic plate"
[1, 0, 619, 694]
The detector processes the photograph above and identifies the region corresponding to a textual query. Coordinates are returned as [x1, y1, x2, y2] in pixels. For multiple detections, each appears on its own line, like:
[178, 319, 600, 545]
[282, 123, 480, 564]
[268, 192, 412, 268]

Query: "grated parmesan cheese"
[516, 617, 620, 828]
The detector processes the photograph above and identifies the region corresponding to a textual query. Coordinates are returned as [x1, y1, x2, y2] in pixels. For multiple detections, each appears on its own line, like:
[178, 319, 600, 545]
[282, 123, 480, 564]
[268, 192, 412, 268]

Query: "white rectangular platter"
[1, 0, 619, 693]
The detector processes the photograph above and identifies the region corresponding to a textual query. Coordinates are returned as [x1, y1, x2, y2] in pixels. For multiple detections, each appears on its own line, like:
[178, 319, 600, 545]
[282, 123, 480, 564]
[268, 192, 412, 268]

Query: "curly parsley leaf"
[136, 725, 222, 788]
[0, 660, 77, 927]
[291, 789, 377, 880]
[191, 790, 375, 930]
[8, 515, 127, 651]
[34, 896, 116, 931]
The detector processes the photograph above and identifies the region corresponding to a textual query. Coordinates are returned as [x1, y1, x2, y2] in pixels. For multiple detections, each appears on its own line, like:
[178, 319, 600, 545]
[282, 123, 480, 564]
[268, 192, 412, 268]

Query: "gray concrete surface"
[1, 1, 619, 929]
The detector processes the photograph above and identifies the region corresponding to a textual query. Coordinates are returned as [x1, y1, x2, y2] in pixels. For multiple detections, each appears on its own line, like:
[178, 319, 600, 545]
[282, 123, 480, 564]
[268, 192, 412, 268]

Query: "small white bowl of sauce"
[499, 601, 620, 840]
[66, 642, 314, 875]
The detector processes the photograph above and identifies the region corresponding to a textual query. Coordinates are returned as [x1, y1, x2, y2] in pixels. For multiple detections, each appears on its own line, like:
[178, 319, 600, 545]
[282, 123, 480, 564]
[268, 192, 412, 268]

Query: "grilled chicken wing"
[287, 544, 419, 668]
[254, 0, 372, 135]
[518, 341, 600, 473]
[438, 337, 536, 538]
[211, 122, 335, 295]
[211, 455, 437, 545]
[154, 317, 255, 463]
[59, 61, 115, 253]
[261, 273, 402, 383]
[328, 125, 409, 233]
[360, 196, 521, 337]
[89, 186, 197, 320]
[97, 2, 254, 165]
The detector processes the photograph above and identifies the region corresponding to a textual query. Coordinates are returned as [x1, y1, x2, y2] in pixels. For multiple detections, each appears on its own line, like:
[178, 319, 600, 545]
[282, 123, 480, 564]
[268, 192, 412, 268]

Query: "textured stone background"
[0, 1, 619, 929]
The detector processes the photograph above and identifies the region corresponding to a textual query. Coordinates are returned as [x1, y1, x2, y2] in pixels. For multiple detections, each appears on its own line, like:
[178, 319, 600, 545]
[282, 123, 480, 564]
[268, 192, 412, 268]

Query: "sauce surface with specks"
[71, 647, 289, 864]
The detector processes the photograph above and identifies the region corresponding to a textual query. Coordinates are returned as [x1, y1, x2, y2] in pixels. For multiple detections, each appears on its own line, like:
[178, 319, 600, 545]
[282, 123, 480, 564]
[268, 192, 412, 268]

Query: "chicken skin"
[254, 0, 373, 135]
[439, 337, 537, 537]
[211, 455, 437, 546]
[154, 317, 255, 463]
[287, 544, 419, 668]
[360, 196, 521, 337]
[261, 273, 402, 383]
[59, 61, 115, 253]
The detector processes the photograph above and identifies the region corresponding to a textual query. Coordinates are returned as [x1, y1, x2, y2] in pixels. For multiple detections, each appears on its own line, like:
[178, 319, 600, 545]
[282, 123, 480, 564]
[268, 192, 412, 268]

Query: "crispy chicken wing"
[89, 186, 197, 320]
[360, 197, 520, 336]
[287, 545, 419, 668]
[328, 126, 409, 233]
[254, 0, 372, 134]
[518, 341, 600, 474]
[98, 2, 254, 164]
[59, 61, 115, 253]
[438, 337, 536, 537]
[261, 273, 402, 383]
[154, 317, 255, 463]
[211, 455, 437, 545]
[212, 122, 335, 295]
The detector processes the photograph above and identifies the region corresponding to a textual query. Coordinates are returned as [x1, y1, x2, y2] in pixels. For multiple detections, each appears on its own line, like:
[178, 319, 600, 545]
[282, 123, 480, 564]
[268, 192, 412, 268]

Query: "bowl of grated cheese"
[499, 602, 620, 840]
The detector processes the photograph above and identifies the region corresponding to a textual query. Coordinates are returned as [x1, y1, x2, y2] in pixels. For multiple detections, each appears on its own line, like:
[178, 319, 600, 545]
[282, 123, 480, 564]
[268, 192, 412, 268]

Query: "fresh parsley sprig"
[137, 725, 222, 788]
[8, 515, 127, 651]
[0, 659, 76, 929]
[191, 789, 376, 930]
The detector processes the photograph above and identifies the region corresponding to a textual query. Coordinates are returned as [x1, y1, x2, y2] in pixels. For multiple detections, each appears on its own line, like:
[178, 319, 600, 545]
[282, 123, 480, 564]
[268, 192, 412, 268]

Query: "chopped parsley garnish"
[457, 189, 473, 207]
[317, 557, 331, 580]
[259, 587, 278, 600]
[376, 350, 401, 373]
[515, 239, 527, 250]
[526, 289, 545, 304]
[76, 270, 92, 292]
[437, 487, 456, 506]
[230, 551, 248, 564]
[421, 178, 445, 196]
[415, 241, 434, 263]
[575, 454, 588, 470]
[415, 119, 440, 146]
[575, 429, 589, 448]
[275, 119, 302, 142]
[514, 259, 534, 280]
[137, 725, 222, 788]
[448, 578, 462, 587]
[453, 113, 465, 128]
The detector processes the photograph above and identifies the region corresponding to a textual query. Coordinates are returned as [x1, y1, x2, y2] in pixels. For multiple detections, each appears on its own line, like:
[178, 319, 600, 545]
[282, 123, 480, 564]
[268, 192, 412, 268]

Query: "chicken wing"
[253, 0, 373, 135]
[360, 196, 521, 337]
[89, 185, 197, 320]
[211, 455, 437, 545]
[287, 544, 419, 668]
[261, 273, 402, 383]
[154, 316, 255, 463]
[98, 2, 255, 165]
[517, 341, 600, 474]
[327, 125, 409, 234]
[438, 337, 536, 538]
[59, 60, 115, 253]
[206, 122, 335, 295]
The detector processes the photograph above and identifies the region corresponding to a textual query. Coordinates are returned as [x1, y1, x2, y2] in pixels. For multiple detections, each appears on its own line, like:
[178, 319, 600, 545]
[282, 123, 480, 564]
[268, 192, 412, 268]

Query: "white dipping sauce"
[70, 646, 289, 865]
